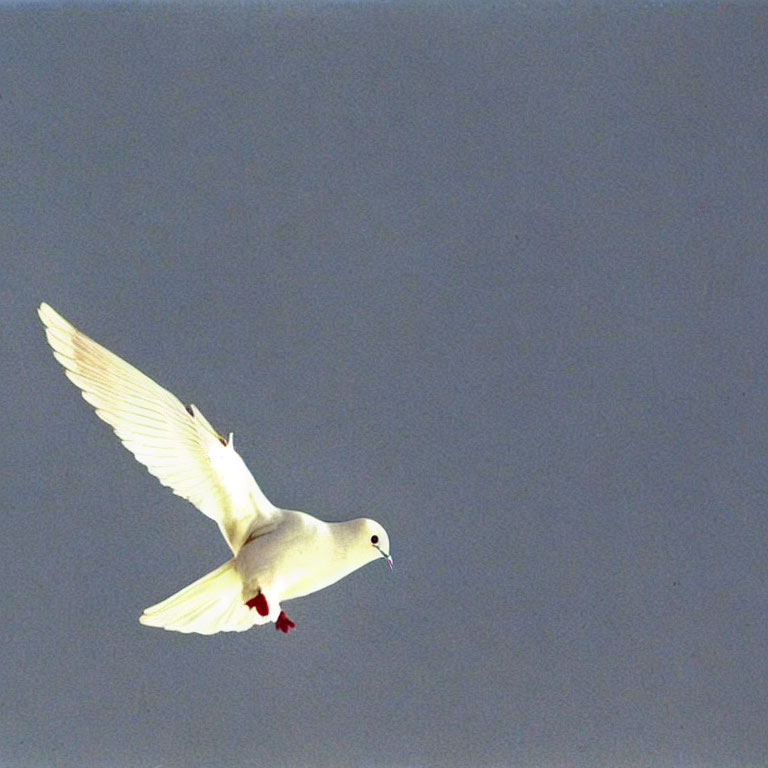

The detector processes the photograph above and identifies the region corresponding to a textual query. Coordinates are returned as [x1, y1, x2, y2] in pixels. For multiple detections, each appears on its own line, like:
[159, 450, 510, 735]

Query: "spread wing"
[38, 302, 276, 555]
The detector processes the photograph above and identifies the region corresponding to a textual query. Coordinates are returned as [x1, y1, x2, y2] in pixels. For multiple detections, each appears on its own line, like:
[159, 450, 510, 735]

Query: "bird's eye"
[371, 535, 379, 544]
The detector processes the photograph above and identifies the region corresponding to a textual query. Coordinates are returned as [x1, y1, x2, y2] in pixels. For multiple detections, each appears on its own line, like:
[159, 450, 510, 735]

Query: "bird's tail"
[140, 559, 262, 634]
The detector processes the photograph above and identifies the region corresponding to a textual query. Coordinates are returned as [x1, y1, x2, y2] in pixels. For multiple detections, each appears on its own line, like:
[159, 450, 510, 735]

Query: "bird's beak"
[375, 544, 393, 570]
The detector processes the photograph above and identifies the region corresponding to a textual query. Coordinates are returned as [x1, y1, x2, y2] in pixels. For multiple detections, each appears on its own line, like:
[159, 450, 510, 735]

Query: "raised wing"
[38, 302, 276, 554]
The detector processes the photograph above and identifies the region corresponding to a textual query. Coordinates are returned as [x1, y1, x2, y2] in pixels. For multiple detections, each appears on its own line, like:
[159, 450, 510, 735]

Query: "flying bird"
[38, 302, 392, 635]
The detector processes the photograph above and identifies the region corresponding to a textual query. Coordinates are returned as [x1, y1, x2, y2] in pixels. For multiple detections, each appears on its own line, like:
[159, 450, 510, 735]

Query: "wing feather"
[38, 302, 275, 554]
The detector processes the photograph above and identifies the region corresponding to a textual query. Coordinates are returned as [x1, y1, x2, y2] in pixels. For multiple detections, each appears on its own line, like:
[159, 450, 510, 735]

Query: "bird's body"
[38, 302, 391, 634]
[238, 512, 381, 603]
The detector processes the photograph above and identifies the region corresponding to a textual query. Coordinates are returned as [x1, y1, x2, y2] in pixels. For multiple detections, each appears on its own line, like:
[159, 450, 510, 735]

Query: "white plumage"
[39, 303, 391, 635]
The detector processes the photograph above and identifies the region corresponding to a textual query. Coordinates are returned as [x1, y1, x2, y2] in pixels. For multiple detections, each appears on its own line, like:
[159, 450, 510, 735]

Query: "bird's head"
[361, 519, 393, 570]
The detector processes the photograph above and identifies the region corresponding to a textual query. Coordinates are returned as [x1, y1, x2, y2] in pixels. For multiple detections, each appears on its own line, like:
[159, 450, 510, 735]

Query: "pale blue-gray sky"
[2, 2, 768, 767]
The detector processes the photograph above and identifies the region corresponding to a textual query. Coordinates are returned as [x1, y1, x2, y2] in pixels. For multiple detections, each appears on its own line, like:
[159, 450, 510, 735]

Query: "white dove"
[38, 302, 392, 635]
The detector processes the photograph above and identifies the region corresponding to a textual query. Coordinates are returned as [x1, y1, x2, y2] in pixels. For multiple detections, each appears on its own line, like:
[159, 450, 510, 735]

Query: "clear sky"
[2, 2, 768, 767]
